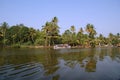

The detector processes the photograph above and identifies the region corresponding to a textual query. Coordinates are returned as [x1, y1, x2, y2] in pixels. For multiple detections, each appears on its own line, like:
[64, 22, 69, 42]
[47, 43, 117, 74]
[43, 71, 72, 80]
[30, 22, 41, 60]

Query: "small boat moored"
[53, 44, 71, 49]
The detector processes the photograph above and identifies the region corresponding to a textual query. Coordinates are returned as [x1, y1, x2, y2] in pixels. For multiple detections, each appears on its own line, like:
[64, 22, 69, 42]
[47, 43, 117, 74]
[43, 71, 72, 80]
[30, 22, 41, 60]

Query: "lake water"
[0, 47, 120, 80]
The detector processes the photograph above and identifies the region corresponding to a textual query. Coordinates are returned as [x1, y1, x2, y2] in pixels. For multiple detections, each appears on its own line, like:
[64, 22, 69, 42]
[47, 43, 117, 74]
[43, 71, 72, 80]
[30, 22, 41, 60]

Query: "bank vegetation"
[0, 17, 120, 48]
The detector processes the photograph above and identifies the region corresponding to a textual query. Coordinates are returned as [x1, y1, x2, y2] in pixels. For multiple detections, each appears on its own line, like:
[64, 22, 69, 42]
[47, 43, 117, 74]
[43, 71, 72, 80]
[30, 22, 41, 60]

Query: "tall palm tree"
[86, 24, 96, 39]
[85, 24, 96, 47]
[42, 17, 60, 46]
[51, 17, 59, 36]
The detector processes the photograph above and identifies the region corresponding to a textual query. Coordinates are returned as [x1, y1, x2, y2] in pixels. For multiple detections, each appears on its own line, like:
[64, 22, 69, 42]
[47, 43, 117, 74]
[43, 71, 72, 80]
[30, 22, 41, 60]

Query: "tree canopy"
[0, 17, 120, 48]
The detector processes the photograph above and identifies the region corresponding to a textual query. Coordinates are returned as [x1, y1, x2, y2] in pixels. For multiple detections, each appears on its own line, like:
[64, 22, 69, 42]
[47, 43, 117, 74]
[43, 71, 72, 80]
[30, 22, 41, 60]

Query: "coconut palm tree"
[85, 24, 97, 47]
[42, 17, 60, 46]
[86, 24, 96, 39]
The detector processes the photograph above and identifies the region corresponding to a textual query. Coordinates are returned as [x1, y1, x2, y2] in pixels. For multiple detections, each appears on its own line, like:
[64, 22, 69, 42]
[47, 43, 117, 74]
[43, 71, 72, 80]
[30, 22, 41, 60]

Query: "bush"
[35, 39, 44, 45]
[23, 41, 32, 45]
[12, 44, 21, 48]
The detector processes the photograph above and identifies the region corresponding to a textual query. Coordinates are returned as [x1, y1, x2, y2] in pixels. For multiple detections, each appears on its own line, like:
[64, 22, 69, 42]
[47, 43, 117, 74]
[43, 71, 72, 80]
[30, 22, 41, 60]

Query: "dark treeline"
[0, 17, 120, 48]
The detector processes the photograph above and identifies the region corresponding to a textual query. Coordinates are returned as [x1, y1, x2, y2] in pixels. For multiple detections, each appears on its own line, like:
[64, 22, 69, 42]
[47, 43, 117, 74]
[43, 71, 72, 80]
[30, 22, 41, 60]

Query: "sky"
[0, 0, 120, 36]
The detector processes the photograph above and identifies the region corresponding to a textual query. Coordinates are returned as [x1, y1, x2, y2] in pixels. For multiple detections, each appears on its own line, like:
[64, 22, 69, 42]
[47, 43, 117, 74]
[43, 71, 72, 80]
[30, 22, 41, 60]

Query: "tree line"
[0, 17, 120, 48]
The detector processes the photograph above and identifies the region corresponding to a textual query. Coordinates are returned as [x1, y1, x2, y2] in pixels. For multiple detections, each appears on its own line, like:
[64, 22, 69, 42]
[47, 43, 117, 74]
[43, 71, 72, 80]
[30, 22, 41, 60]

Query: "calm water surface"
[0, 47, 120, 80]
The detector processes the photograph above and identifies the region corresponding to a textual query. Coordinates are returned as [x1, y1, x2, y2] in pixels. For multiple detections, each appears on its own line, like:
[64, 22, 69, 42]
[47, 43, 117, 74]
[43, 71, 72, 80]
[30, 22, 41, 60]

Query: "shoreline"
[1, 45, 119, 49]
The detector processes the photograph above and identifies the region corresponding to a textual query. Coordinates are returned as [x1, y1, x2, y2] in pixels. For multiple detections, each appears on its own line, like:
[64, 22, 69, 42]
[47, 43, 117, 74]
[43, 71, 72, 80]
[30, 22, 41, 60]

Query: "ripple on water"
[0, 62, 44, 80]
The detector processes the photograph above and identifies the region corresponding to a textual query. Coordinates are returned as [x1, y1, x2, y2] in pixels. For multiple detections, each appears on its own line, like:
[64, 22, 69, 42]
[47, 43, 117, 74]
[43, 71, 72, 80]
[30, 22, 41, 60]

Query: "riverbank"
[1, 44, 119, 49]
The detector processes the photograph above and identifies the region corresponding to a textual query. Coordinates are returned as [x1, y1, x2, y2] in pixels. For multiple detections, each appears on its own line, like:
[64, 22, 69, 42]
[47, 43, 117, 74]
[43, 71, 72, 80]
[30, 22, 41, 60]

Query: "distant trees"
[108, 33, 120, 46]
[7, 24, 30, 45]
[0, 17, 120, 48]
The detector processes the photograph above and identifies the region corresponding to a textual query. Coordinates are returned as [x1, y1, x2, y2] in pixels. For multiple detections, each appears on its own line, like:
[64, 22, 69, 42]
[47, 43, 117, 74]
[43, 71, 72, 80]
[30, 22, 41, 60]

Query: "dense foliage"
[0, 17, 120, 48]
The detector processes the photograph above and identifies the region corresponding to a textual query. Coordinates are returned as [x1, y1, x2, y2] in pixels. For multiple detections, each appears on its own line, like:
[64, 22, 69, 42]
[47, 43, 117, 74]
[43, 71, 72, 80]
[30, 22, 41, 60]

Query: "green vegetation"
[0, 17, 120, 48]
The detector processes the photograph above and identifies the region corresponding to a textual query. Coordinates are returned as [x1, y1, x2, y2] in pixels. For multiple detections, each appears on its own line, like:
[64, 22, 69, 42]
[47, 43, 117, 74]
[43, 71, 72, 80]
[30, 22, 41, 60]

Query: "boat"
[53, 44, 71, 49]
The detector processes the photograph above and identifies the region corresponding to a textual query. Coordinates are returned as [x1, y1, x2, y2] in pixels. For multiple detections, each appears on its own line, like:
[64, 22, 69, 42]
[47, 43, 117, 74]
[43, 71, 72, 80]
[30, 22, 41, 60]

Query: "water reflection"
[0, 48, 120, 80]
